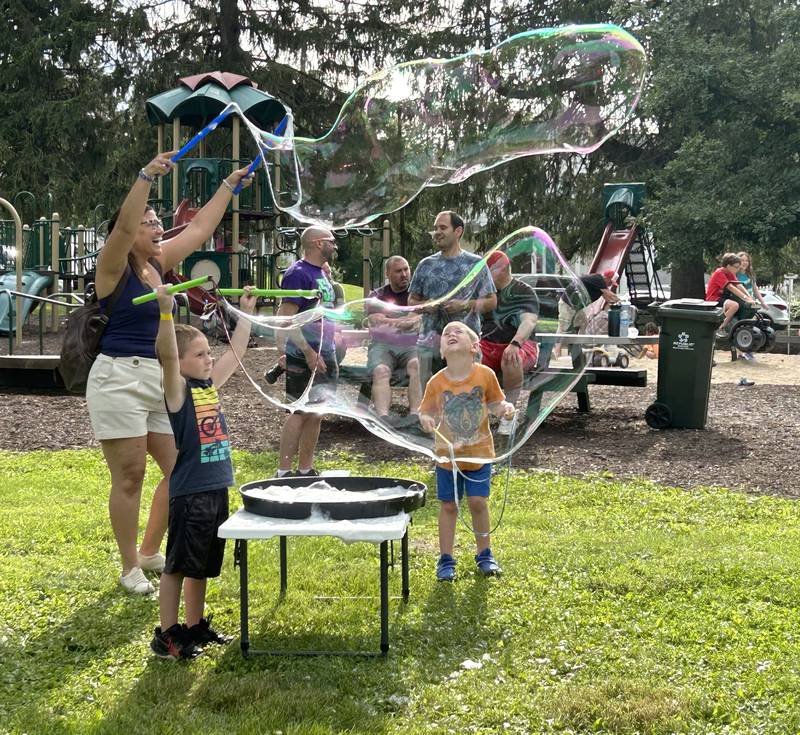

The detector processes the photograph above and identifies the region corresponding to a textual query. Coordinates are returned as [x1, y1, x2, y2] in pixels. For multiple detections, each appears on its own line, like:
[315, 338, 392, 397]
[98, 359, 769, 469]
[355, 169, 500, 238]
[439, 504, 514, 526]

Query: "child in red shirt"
[705, 253, 757, 337]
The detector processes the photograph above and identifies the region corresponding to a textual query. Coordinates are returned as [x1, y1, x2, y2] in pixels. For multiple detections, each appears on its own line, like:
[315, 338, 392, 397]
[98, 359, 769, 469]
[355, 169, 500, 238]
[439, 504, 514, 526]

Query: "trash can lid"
[650, 298, 723, 324]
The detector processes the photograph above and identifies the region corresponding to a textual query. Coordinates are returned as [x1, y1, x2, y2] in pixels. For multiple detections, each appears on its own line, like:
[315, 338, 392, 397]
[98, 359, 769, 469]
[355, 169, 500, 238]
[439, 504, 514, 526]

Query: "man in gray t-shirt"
[408, 210, 496, 380]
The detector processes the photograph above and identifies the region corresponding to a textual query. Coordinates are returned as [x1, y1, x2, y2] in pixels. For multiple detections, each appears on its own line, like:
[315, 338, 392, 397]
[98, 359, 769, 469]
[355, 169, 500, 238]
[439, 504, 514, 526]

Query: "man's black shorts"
[285, 352, 339, 404]
[164, 488, 229, 579]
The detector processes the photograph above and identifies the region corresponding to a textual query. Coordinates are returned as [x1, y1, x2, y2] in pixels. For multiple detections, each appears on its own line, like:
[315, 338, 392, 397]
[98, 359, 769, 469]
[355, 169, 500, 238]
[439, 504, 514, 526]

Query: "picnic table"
[339, 330, 658, 413]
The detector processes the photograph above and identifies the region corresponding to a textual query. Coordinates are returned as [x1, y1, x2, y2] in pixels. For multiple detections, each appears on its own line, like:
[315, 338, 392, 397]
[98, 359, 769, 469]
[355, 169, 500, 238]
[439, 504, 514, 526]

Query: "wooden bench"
[527, 366, 647, 412]
[0, 354, 67, 391]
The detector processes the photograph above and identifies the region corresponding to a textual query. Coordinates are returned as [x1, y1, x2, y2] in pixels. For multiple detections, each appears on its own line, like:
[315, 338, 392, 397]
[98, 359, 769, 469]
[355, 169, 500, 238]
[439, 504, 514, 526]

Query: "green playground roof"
[145, 71, 286, 130]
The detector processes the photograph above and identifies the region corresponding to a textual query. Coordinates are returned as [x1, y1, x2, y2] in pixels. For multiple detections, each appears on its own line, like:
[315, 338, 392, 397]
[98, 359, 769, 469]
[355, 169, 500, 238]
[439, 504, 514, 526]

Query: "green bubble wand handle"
[131, 275, 212, 305]
[217, 288, 319, 299]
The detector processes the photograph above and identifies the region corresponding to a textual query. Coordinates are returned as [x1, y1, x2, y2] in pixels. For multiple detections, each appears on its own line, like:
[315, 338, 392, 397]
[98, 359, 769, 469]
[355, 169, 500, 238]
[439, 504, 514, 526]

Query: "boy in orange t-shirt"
[419, 321, 515, 581]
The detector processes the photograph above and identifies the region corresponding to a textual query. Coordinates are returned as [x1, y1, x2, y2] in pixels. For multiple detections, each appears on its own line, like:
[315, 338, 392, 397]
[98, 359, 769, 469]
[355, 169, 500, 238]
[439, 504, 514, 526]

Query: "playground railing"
[0, 290, 83, 355]
[0, 288, 192, 356]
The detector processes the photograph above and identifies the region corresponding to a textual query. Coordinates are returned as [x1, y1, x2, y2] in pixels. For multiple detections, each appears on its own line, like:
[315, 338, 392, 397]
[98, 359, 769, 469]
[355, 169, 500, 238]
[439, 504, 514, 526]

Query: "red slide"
[588, 221, 639, 282]
[163, 201, 220, 316]
[581, 221, 639, 329]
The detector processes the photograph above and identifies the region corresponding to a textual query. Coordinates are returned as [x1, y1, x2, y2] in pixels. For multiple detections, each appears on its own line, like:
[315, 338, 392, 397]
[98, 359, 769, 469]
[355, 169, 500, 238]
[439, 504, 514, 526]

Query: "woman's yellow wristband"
[160, 312, 173, 321]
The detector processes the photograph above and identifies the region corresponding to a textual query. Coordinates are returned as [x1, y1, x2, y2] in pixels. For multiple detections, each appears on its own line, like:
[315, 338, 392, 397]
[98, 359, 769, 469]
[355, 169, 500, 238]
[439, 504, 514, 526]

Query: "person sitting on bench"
[366, 256, 422, 422]
[479, 250, 539, 435]
[554, 270, 620, 359]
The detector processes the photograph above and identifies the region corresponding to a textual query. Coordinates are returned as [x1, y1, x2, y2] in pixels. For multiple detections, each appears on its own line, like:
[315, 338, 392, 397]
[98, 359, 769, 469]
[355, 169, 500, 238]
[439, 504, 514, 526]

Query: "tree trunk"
[670, 257, 706, 299]
[219, 0, 249, 73]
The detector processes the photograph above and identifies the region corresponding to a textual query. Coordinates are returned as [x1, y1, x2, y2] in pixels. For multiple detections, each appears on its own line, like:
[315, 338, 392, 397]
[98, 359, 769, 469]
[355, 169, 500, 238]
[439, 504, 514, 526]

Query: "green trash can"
[645, 298, 723, 430]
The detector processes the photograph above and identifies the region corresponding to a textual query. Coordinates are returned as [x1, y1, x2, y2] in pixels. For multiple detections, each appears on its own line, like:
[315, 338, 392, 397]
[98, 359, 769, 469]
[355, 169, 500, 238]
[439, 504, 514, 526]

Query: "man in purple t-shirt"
[274, 226, 338, 478]
[366, 255, 422, 419]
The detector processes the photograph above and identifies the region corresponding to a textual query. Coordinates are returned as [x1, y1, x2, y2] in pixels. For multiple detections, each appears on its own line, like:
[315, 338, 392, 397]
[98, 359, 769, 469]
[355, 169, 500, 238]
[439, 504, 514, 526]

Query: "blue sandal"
[436, 554, 457, 582]
[475, 548, 502, 577]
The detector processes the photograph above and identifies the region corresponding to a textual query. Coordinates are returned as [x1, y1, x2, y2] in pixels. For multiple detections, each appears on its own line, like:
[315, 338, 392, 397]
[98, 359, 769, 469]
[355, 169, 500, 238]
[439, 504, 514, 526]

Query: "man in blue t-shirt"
[408, 210, 496, 382]
[275, 225, 338, 478]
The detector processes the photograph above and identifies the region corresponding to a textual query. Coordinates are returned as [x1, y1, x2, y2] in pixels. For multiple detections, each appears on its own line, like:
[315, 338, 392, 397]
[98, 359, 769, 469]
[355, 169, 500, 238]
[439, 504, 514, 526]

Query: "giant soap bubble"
[238, 23, 645, 227]
[221, 226, 598, 466]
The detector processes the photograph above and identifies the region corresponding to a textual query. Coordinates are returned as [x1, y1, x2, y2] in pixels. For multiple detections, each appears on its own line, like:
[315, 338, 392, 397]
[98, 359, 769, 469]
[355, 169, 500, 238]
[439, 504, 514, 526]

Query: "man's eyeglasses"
[315, 237, 336, 244]
[141, 219, 163, 229]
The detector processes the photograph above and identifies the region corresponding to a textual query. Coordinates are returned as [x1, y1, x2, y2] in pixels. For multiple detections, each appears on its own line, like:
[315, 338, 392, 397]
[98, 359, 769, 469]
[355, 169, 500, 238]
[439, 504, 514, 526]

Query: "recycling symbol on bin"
[677, 332, 690, 343]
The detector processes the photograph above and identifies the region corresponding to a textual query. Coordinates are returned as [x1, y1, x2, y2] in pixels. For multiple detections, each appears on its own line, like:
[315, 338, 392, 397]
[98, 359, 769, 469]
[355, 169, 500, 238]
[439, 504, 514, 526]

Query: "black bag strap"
[101, 265, 131, 320]
[100, 257, 161, 318]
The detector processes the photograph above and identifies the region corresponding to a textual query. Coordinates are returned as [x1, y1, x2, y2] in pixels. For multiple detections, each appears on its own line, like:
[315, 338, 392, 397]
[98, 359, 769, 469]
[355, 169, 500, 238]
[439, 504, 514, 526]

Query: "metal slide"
[0, 270, 54, 334]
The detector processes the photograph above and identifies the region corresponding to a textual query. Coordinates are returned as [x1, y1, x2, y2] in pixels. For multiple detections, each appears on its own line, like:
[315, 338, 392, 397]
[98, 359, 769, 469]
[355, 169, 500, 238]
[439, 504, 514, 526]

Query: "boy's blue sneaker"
[436, 554, 457, 582]
[475, 548, 502, 577]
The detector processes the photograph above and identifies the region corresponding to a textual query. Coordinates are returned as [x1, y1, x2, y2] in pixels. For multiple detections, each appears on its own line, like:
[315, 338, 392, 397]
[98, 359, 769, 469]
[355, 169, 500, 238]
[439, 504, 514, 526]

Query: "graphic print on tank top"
[191, 385, 231, 464]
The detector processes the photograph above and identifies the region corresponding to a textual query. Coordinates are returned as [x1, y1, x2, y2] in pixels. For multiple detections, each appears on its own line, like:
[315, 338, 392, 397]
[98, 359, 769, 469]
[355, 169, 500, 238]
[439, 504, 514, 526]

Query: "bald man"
[274, 226, 338, 477]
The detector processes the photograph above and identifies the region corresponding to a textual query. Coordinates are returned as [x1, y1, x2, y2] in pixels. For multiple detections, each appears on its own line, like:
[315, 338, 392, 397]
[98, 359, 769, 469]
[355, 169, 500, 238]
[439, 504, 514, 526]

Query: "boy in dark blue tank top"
[149, 285, 256, 660]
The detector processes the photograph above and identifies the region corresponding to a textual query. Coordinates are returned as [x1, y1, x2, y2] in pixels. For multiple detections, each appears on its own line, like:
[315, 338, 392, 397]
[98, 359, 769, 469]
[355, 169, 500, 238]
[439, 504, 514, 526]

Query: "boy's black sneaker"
[188, 616, 233, 647]
[150, 624, 202, 660]
[295, 468, 320, 477]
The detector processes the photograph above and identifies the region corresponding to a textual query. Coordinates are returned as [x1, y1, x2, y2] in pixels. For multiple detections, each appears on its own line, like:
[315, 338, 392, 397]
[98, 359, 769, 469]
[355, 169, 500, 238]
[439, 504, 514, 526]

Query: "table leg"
[380, 541, 389, 655]
[237, 540, 250, 657]
[571, 343, 591, 412]
[401, 531, 409, 603]
[280, 535, 287, 596]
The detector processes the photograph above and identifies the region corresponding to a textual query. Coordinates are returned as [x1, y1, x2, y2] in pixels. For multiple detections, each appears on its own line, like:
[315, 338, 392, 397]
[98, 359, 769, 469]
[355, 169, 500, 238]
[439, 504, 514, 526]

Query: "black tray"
[239, 475, 426, 520]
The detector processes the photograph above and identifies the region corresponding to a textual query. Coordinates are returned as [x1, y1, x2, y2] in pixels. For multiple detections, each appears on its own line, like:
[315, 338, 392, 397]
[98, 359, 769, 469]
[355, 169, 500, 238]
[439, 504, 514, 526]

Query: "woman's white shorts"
[86, 353, 172, 440]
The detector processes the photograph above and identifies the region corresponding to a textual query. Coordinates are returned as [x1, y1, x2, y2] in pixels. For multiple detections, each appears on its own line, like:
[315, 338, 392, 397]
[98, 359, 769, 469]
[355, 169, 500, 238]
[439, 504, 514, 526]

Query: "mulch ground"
[2, 328, 797, 499]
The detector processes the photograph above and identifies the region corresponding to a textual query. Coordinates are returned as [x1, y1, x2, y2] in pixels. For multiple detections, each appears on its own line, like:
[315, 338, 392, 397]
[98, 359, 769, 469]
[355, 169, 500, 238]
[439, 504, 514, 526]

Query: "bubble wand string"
[434, 415, 515, 538]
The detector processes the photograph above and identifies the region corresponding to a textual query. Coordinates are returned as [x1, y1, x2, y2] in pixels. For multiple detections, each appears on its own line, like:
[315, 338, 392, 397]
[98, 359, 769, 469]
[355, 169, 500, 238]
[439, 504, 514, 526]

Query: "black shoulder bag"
[57, 268, 130, 394]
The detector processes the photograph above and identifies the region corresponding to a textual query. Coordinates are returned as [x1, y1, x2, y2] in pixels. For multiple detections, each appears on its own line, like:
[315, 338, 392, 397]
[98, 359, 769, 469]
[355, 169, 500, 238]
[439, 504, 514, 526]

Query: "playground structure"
[591, 183, 666, 311]
[0, 71, 665, 396]
[0, 73, 395, 345]
[578, 182, 665, 333]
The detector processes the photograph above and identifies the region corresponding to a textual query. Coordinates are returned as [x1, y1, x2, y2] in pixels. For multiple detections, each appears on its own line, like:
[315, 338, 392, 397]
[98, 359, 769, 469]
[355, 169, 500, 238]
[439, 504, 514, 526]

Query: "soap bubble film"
[223, 226, 600, 467]
[241, 23, 646, 227]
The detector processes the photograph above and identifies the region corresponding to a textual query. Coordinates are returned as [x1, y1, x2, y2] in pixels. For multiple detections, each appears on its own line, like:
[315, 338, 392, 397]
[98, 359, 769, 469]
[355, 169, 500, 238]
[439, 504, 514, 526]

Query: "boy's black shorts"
[164, 488, 229, 579]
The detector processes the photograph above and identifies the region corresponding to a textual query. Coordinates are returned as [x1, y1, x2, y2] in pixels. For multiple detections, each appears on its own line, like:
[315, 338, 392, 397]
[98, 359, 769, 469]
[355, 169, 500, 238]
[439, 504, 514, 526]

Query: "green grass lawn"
[3, 449, 800, 734]
[341, 283, 365, 303]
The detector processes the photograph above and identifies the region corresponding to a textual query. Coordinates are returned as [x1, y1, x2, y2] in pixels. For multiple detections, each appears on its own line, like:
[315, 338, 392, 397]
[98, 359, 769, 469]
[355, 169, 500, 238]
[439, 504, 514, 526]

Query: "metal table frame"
[220, 509, 411, 657]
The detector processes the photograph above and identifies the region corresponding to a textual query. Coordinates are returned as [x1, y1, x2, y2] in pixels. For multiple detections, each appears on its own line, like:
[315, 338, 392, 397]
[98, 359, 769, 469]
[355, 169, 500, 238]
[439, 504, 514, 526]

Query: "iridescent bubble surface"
[238, 23, 646, 227]
[223, 226, 606, 466]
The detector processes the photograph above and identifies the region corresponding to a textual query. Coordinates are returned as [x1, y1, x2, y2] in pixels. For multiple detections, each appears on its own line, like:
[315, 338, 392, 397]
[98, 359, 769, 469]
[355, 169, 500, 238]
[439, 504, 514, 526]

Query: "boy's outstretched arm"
[155, 286, 186, 413]
[212, 287, 256, 388]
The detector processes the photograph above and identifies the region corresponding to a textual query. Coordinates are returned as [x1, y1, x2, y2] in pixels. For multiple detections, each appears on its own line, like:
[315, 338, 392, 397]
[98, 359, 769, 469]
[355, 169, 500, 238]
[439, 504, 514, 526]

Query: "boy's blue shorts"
[436, 464, 491, 502]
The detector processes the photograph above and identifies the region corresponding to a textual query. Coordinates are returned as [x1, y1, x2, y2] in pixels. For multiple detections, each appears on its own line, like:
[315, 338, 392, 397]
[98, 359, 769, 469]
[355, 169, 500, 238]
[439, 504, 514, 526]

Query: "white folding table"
[219, 509, 411, 657]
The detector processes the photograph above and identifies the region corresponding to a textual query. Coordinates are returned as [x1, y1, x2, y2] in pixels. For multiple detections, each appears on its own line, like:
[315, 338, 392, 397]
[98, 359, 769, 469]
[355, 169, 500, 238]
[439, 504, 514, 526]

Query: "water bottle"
[619, 302, 631, 337]
[608, 303, 621, 336]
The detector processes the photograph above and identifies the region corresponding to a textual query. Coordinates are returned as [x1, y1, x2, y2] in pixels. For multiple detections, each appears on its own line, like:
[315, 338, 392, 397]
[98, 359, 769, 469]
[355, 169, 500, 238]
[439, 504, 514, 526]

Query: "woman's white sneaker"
[120, 567, 155, 594]
[138, 551, 166, 574]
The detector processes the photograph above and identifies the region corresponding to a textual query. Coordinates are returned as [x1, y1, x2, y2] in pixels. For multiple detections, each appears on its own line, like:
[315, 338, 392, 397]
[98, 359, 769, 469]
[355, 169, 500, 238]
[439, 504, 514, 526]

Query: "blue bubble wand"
[170, 103, 237, 162]
[232, 152, 263, 195]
